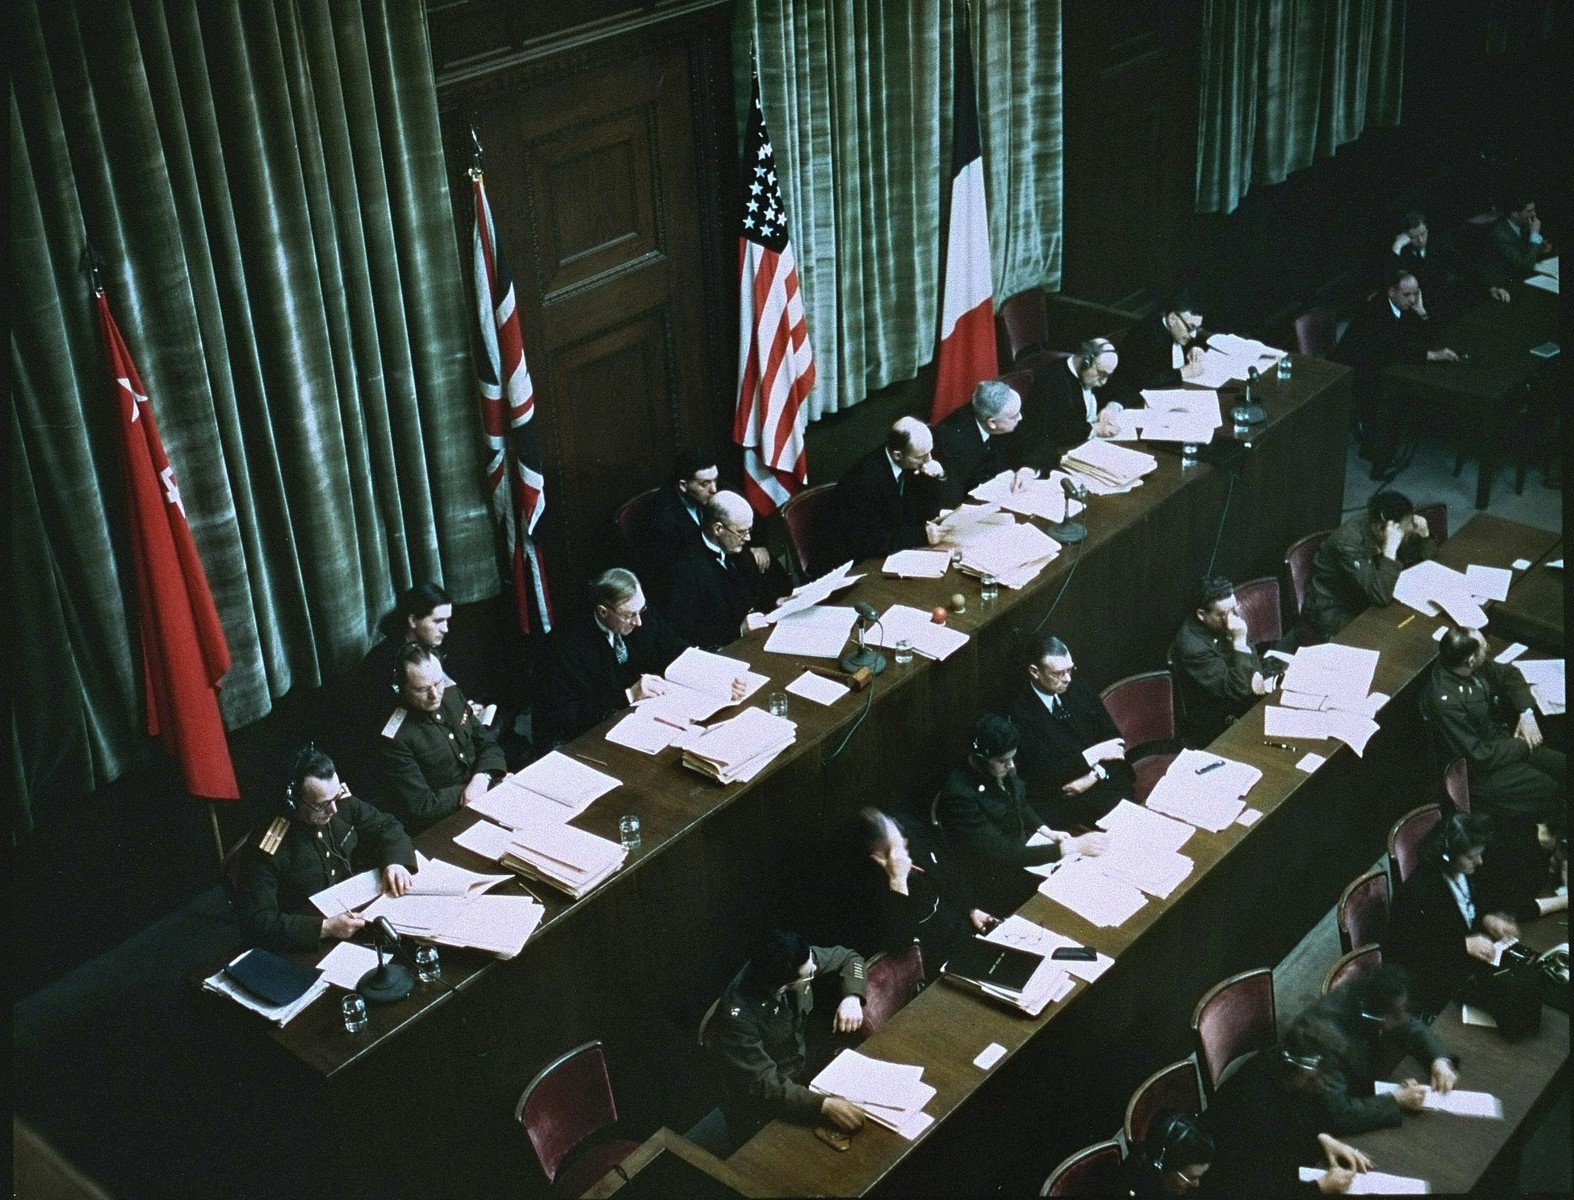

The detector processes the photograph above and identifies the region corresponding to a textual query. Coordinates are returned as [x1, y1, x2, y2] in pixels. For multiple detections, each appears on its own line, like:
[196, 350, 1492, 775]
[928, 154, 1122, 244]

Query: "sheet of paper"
[1036, 858, 1148, 927]
[882, 548, 952, 578]
[984, 915, 1114, 983]
[866, 604, 970, 661]
[406, 852, 511, 897]
[1515, 657, 1565, 714]
[1375, 1081, 1504, 1118]
[453, 816, 524, 862]
[1394, 560, 1481, 624]
[1463, 564, 1512, 602]
[785, 670, 849, 706]
[1511, 557, 1534, 570]
[1525, 272, 1558, 293]
[1295, 752, 1327, 774]
[765, 562, 862, 622]
[763, 605, 855, 658]
[310, 868, 383, 916]
[1264, 706, 1331, 741]
[1460, 1004, 1497, 1028]
[1235, 807, 1263, 827]
[973, 1043, 1007, 1069]
[1143, 749, 1260, 831]
[1537, 256, 1558, 280]
[969, 471, 1083, 522]
[1280, 643, 1380, 706]
[508, 751, 621, 812]
[316, 941, 380, 990]
[1434, 589, 1489, 630]
[203, 970, 328, 1026]
[362, 891, 467, 933]
[1084, 844, 1194, 898]
[665, 647, 769, 701]
[604, 710, 686, 754]
[1096, 798, 1195, 855]
[1298, 1167, 1431, 1195]
[438, 894, 544, 958]
[1494, 642, 1527, 664]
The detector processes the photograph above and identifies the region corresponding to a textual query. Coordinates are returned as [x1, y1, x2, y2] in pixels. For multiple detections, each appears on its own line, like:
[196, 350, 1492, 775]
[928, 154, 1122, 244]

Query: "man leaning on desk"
[817, 416, 947, 573]
[234, 745, 415, 953]
[709, 930, 868, 1139]
[659, 490, 783, 650]
[1301, 490, 1435, 641]
[1171, 576, 1282, 744]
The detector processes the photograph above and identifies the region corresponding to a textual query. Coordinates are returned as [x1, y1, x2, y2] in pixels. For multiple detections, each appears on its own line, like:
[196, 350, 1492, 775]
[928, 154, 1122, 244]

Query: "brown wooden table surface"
[1489, 533, 1564, 654]
[725, 514, 1561, 1197]
[582, 1127, 774, 1198]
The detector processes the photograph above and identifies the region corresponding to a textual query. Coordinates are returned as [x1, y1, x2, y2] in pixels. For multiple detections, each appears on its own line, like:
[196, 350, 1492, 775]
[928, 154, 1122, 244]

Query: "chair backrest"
[1123, 1059, 1204, 1148]
[1336, 868, 1392, 954]
[1293, 307, 1337, 358]
[860, 944, 925, 1035]
[515, 1041, 619, 1184]
[1040, 1139, 1123, 1196]
[1442, 757, 1471, 814]
[1100, 671, 1176, 751]
[1322, 945, 1382, 996]
[1413, 501, 1448, 546]
[1388, 804, 1442, 885]
[1191, 967, 1276, 1101]
[999, 289, 1049, 364]
[1466, 209, 1501, 226]
[1282, 530, 1330, 619]
[1233, 575, 1283, 649]
[780, 482, 837, 578]
[613, 487, 663, 556]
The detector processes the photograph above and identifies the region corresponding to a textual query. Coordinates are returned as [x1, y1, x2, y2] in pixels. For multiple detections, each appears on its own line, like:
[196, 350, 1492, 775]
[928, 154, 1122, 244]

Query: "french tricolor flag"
[930, 12, 998, 424]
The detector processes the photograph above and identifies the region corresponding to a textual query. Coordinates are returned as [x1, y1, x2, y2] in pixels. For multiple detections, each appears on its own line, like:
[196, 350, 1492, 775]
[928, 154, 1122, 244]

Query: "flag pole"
[207, 802, 225, 865]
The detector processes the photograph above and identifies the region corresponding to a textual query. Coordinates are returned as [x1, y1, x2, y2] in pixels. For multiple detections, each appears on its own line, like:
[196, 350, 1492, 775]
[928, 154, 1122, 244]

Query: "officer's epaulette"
[258, 817, 289, 856]
[381, 707, 409, 739]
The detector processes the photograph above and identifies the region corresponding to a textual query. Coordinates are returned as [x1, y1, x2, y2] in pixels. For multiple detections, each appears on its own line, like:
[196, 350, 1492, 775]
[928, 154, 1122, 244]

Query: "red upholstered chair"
[1322, 946, 1382, 996]
[1293, 307, 1338, 358]
[1123, 1059, 1204, 1148]
[860, 944, 925, 1036]
[780, 482, 837, 578]
[1233, 575, 1284, 649]
[1191, 967, 1276, 1101]
[1442, 757, 1471, 814]
[1040, 1139, 1123, 1196]
[613, 487, 663, 557]
[1414, 502, 1449, 546]
[1100, 671, 1179, 803]
[1282, 529, 1331, 633]
[999, 289, 1050, 364]
[1336, 868, 1391, 954]
[515, 1041, 640, 1197]
[1388, 804, 1442, 885]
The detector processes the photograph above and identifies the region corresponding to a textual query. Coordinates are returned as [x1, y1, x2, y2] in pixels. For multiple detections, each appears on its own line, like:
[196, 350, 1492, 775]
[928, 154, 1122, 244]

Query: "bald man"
[817, 416, 947, 574]
[660, 490, 781, 650]
[1025, 338, 1126, 454]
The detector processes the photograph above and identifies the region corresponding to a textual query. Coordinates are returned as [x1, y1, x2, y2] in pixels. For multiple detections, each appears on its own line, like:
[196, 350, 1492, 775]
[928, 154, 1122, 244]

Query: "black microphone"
[1049, 476, 1088, 545]
[372, 916, 406, 954]
[358, 916, 417, 1004]
[852, 600, 881, 623]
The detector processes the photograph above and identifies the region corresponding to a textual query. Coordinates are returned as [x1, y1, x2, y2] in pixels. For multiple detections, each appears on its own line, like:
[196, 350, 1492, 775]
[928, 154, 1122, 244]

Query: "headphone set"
[1148, 1113, 1198, 1173]
[1074, 339, 1115, 371]
[284, 741, 319, 813]
[1282, 1048, 1324, 1072]
[1438, 812, 1471, 865]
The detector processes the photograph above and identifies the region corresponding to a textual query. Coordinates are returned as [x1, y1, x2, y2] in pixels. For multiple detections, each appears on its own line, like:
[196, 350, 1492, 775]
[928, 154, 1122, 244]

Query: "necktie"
[897, 474, 906, 497]
[612, 633, 628, 666]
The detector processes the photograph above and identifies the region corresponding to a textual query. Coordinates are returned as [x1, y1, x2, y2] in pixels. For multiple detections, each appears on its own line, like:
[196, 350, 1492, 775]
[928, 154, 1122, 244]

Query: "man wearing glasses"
[235, 746, 415, 952]
[1024, 336, 1125, 456]
[1009, 633, 1134, 827]
[1109, 294, 1210, 402]
[371, 644, 506, 834]
[660, 490, 783, 650]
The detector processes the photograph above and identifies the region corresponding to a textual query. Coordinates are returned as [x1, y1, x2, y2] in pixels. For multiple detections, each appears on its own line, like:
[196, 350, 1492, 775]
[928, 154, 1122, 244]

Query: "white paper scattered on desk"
[1511, 557, 1533, 570]
[973, 1042, 1007, 1069]
[1098, 798, 1196, 855]
[957, 519, 1061, 587]
[785, 670, 849, 706]
[968, 471, 1085, 523]
[1263, 706, 1380, 756]
[1376, 1081, 1504, 1119]
[1537, 256, 1559, 280]
[882, 548, 951, 578]
[1235, 807, 1263, 827]
[453, 816, 523, 861]
[605, 710, 686, 754]
[1549, 559, 1564, 570]
[1036, 857, 1148, 926]
[1464, 564, 1513, 602]
[763, 605, 855, 658]
[765, 562, 862, 622]
[1295, 752, 1327, 774]
[1299, 1167, 1430, 1194]
[810, 1049, 936, 1139]
[310, 868, 384, 916]
[316, 941, 380, 990]
[1144, 749, 1260, 831]
[1394, 559, 1490, 628]
[985, 916, 1114, 984]
[1525, 272, 1558, 294]
[867, 604, 970, 660]
[1494, 642, 1527, 664]
[1515, 657, 1565, 715]
[1280, 643, 1381, 708]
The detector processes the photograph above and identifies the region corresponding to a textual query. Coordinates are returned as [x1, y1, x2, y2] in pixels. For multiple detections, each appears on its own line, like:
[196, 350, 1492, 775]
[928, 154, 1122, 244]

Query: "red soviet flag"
[96, 290, 239, 801]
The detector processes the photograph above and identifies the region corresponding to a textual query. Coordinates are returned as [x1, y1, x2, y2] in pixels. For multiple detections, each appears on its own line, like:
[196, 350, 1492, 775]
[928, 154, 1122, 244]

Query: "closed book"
[222, 948, 323, 1008]
[941, 936, 1043, 994]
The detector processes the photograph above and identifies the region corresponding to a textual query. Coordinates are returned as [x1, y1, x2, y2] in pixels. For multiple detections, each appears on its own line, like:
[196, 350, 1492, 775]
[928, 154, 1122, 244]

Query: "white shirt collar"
[1388, 298, 1404, 319]
[1032, 684, 1060, 713]
[975, 418, 991, 444]
[887, 451, 906, 482]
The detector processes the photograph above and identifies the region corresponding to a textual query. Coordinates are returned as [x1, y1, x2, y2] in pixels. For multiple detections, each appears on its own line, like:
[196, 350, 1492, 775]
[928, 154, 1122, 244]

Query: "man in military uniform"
[1302, 490, 1434, 640]
[1170, 576, 1281, 744]
[1422, 627, 1563, 824]
[709, 929, 868, 1139]
[234, 746, 415, 952]
[371, 644, 507, 833]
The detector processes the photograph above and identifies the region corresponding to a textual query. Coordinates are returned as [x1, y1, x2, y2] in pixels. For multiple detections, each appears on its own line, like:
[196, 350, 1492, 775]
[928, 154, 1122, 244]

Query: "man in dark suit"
[1481, 192, 1554, 287]
[1337, 267, 1459, 476]
[816, 417, 946, 573]
[1022, 337, 1124, 457]
[1009, 633, 1134, 827]
[533, 568, 689, 747]
[1390, 209, 1510, 320]
[661, 490, 780, 650]
[1109, 295, 1207, 401]
[930, 379, 1033, 507]
[639, 448, 717, 599]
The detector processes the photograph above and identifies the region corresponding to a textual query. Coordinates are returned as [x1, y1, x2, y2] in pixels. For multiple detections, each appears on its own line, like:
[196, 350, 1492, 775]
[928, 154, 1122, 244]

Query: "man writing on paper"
[1010, 634, 1135, 827]
[818, 417, 947, 573]
[370, 645, 507, 834]
[1422, 628, 1564, 829]
[235, 745, 415, 952]
[660, 490, 785, 650]
[709, 930, 868, 1138]
[1302, 490, 1435, 641]
[930, 379, 1034, 507]
[533, 568, 689, 747]
[1024, 337, 1126, 455]
[1110, 294, 1208, 399]
[1171, 576, 1281, 744]
[937, 715, 1108, 913]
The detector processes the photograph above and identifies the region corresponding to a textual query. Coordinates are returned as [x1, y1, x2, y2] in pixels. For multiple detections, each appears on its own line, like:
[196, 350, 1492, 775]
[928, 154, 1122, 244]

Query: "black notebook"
[942, 936, 1043, 994]
[223, 948, 323, 1007]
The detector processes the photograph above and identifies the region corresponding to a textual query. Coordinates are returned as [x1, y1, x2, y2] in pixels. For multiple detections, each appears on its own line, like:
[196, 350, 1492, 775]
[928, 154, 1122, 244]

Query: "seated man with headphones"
[233, 745, 416, 953]
[1021, 337, 1125, 458]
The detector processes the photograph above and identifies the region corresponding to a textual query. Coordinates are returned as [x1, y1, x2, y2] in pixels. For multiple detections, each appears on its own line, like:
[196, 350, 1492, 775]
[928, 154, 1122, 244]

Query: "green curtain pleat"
[733, 0, 1063, 422]
[10, 0, 495, 828]
[1196, 0, 1405, 215]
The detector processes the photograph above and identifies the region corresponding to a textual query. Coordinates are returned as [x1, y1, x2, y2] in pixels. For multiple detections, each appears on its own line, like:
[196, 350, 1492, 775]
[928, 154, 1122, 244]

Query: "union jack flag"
[473, 171, 552, 634]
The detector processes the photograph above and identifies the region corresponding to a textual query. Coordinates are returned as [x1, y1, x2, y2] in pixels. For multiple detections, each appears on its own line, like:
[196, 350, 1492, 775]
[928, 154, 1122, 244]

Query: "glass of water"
[949, 547, 964, 570]
[980, 573, 999, 602]
[769, 691, 789, 717]
[342, 992, 368, 1034]
[893, 638, 913, 665]
[1276, 354, 1292, 381]
[1181, 442, 1199, 465]
[413, 943, 441, 983]
[619, 814, 642, 850]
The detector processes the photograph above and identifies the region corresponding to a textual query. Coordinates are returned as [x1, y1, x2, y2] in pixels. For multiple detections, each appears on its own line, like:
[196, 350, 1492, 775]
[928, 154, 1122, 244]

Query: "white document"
[435, 894, 544, 959]
[984, 915, 1114, 983]
[1321, 710, 1381, 756]
[1394, 560, 1489, 628]
[681, 707, 797, 784]
[1096, 798, 1196, 855]
[765, 562, 862, 622]
[1295, 752, 1327, 774]
[1264, 706, 1331, 741]
[810, 1049, 936, 1137]
[1375, 1081, 1503, 1119]
[1280, 643, 1380, 707]
[1189, 349, 1252, 388]
[453, 816, 525, 862]
[1061, 438, 1159, 489]
[764, 605, 855, 658]
[1235, 807, 1263, 827]
[604, 710, 687, 754]
[958, 520, 1061, 581]
[1298, 1167, 1430, 1194]
[1330, 691, 1389, 720]
[1036, 857, 1148, 927]
[310, 868, 384, 917]
[1511, 557, 1534, 570]
[785, 670, 849, 706]
[867, 604, 970, 661]
[1088, 844, 1194, 898]
[882, 549, 952, 578]
[316, 941, 380, 990]
[973, 1043, 1007, 1069]
[1525, 273, 1558, 294]
[1208, 333, 1286, 361]
[665, 647, 770, 702]
[1494, 642, 1527, 664]
[969, 470, 1085, 522]
[509, 751, 621, 814]
[361, 892, 466, 933]
[1515, 657, 1565, 715]
[1143, 749, 1260, 831]
[1536, 256, 1558, 280]
[1135, 407, 1221, 445]
[406, 852, 511, 897]
[1464, 564, 1513, 602]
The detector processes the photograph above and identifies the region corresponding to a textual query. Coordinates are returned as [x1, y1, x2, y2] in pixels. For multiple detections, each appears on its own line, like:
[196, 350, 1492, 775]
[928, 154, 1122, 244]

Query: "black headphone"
[285, 742, 321, 813]
[1282, 1048, 1323, 1072]
[1438, 812, 1472, 864]
[1148, 1112, 1195, 1173]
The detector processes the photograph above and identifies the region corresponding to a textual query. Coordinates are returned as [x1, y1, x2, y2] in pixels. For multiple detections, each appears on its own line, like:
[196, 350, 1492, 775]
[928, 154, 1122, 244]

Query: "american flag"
[473, 170, 552, 634]
[733, 68, 816, 515]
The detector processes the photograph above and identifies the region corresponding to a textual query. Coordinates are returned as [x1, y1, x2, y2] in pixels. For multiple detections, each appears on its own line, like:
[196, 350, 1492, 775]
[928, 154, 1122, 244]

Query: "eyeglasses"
[1039, 663, 1075, 678]
[299, 787, 351, 815]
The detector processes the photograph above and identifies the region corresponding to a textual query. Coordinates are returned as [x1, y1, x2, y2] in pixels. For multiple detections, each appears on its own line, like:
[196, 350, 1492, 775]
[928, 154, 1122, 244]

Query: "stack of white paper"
[1144, 749, 1261, 831]
[937, 502, 1010, 534]
[957, 520, 1061, 588]
[968, 470, 1085, 523]
[1096, 798, 1196, 855]
[681, 706, 797, 784]
[470, 753, 621, 827]
[1298, 1167, 1430, 1194]
[1263, 706, 1381, 755]
[1061, 439, 1159, 493]
[1463, 564, 1512, 602]
[203, 961, 328, 1027]
[1085, 843, 1195, 899]
[1188, 335, 1284, 388]
[984, 915, 1114, 984]
[455, 813, 625, 899]
[866, 604, 970, 660]
[1036, 856, 1149, 927]
[1515, 657, 1565, 715]
[637, 647, 771, 724]
[882, 549, 952, 578]
[1280, 644, 1381, 709]
[1107, 388, 1224, 445]
[765, 561, 862, 622]
[1393, 560, 1489, 628]
[764, 605, 856, 658]
[810, 1050, 936, 1140]
[364, 890, 545, 959]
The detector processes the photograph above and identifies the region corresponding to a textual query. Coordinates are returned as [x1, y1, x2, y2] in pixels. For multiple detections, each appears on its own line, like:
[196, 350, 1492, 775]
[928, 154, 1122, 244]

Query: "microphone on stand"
[1232, 365, 1267, 426]
[357, 916, 416, 1004]
[1048, 476, 1089, 545]
[839, 600, 887, 675]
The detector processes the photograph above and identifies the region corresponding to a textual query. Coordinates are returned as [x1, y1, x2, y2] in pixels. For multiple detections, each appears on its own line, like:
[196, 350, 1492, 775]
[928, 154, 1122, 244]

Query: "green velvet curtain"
[733, 1, 1063, 421]
[11, 0, 495, 827]
[1196, 0, 1406, 215]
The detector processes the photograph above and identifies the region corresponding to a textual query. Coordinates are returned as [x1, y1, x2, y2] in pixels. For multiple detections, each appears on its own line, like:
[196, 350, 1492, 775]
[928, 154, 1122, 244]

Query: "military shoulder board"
[381, 708, 408, 739]
[259, 817, 289, 856]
